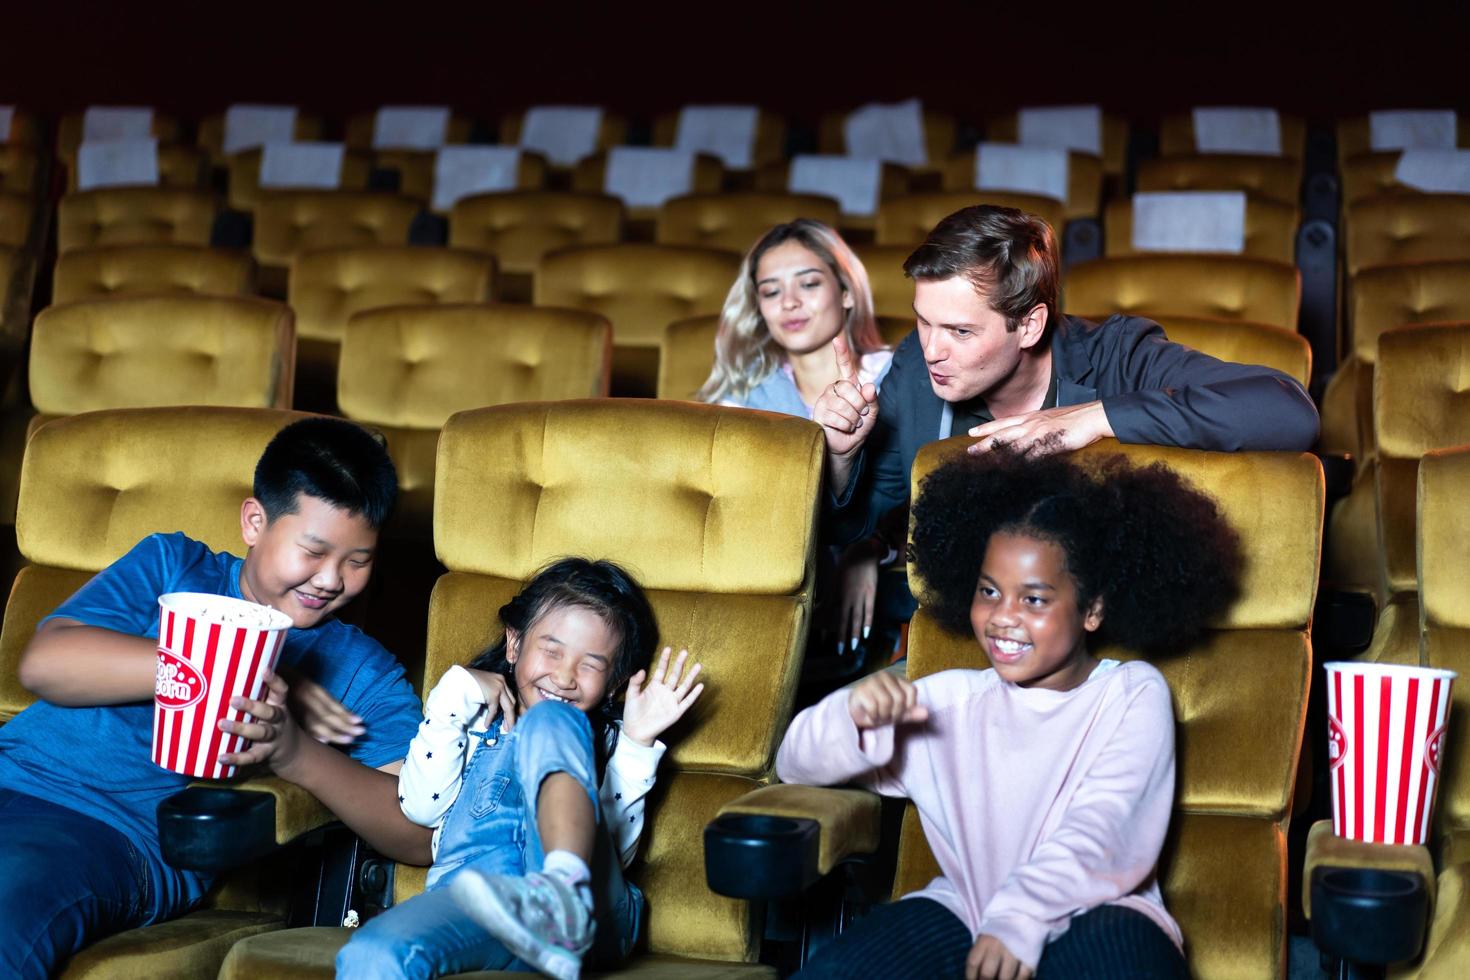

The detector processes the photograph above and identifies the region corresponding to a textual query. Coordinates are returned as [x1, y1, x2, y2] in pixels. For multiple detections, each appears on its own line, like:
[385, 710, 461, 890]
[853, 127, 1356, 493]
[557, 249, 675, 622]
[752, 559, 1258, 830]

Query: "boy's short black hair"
[253, 418, 398, 529]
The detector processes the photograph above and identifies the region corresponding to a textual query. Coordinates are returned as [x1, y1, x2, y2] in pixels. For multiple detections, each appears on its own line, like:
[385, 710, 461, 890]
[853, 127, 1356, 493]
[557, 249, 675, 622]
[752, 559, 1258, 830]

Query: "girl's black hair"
[910, 445, 1242, 656]
[468, 557, 658, 767]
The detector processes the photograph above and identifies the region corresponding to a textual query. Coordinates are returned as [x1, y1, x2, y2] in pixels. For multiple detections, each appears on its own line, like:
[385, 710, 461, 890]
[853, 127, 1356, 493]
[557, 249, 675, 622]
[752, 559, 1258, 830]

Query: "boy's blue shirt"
[0, 531, 423, 922]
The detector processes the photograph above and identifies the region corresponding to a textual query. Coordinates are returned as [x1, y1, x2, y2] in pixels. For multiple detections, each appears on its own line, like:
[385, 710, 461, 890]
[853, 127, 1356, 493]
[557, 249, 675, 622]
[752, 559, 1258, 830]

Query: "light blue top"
[723, 349, 894, 420]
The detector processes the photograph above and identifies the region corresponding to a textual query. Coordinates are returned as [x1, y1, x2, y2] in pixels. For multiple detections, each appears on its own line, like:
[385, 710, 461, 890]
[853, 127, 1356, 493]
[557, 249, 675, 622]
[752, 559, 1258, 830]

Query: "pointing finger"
[832, 333, 857, 382]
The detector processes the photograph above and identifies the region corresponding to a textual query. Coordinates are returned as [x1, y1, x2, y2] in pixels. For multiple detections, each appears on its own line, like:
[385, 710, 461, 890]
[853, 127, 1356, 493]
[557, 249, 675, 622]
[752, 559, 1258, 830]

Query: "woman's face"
[753, 240, 854, 357]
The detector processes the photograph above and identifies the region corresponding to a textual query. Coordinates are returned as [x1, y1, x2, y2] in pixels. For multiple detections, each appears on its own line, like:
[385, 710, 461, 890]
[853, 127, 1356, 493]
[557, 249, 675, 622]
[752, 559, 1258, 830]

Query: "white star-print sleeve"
[601, 727, 666, 869]
[399, 666, 489, 829]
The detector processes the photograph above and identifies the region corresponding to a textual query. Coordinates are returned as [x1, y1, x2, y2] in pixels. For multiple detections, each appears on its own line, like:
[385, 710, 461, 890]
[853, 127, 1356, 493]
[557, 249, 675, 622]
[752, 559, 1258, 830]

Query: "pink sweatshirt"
[776, 660, 1182, 968]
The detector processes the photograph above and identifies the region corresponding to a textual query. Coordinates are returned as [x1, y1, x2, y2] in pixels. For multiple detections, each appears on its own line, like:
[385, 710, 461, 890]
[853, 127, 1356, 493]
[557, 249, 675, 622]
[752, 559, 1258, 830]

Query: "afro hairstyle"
[909, 445, 1242, 656]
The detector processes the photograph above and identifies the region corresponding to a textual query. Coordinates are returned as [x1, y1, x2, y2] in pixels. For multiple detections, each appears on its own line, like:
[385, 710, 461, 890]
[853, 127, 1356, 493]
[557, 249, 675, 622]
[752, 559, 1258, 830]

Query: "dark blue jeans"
[0, 789, 153, 978]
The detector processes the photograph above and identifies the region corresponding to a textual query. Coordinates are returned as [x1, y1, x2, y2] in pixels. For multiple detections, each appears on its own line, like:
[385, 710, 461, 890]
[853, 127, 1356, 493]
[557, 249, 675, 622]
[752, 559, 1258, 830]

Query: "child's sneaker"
[450, 868, 594, 980]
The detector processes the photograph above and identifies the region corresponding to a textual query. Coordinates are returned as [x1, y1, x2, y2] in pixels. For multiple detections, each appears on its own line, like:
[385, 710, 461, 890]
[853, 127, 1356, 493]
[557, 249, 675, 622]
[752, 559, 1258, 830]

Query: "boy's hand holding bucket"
[152, 592, 292, 780]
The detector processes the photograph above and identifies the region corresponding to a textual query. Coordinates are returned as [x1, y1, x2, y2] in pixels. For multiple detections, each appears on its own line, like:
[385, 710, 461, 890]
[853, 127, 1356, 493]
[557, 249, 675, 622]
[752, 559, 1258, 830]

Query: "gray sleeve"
[1097, 318, 1320, 452]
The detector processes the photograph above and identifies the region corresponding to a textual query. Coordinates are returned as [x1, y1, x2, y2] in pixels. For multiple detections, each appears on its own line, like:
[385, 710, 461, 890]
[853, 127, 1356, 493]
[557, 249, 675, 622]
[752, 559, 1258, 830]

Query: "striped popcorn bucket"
[152, 592, 292, 780]
[1326, 661, 1457, 845]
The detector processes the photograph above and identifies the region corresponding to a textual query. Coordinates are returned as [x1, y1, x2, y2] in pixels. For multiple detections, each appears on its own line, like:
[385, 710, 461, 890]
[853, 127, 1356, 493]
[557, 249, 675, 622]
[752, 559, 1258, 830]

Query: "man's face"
[913, 276, 1026, 404]
[239, 494, 379, 629]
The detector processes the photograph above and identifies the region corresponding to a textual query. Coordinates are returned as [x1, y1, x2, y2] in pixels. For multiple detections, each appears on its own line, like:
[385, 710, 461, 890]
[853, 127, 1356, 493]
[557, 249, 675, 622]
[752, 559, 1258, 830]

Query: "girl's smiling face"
[505, 605, 620, 713]
[969, 531, 1103, 692]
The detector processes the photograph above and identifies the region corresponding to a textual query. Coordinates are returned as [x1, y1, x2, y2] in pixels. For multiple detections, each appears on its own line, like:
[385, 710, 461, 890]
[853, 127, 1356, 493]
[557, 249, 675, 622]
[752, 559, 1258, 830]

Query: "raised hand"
[279, 666, 365, 746]
[218, 672, 301, 772]
[622, 647, 705, 747]
[847, 669, 928, 729]
[464, 667, 519, 733]
[812, 335, 880, 460]
[967, 401, 1113, 457]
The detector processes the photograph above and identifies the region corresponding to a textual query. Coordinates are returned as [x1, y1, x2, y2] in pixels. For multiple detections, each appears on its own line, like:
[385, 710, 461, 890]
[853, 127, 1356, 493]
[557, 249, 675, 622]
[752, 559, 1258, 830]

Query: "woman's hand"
[837, 545, 880, 655]
[464, 668, 519, 733]
[218, 672, 303, 775]
[279, 667, 364, 746]
[622, 647, 705, 747]
[967, 934, 1032, 980]
[847, 669, 928, 729]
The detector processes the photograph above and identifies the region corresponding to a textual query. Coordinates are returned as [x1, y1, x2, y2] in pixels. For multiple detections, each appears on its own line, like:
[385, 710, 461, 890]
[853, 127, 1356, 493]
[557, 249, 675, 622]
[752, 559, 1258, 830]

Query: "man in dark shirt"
[818, 205, 1319, 613]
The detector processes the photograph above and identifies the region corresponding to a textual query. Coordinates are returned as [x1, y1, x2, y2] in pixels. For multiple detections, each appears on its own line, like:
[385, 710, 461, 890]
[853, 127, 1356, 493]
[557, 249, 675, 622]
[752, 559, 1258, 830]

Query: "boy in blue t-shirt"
[0, 417, 429, 976]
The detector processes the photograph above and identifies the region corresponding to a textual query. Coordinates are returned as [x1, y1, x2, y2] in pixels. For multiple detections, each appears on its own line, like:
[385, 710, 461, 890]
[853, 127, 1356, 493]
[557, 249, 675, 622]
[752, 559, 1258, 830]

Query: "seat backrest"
[29, 294, 295, 415]
[0, 145, 38, 193]
[534, 244, 739, 347]
[339, 304, 610, 429]
[287, 245, 495, 343]
[570, 151, 725, 215]
[342, 111, 474, 150]
[1158, 111, 1307, 160]
[655, 192, 840, 253]
[649, 109, 787, 171]
[415, 400, 823, 961]
[1345, 195, 1470, 277]
[0, 407, 305, 720]
[52, 244, 255, 304]
[877, 191, 1067, 247]
[898, 438, 1321, 980]
[1418, 445, 1470, 832]
[57, 188, 217, 253]
[658, 314, 720, 401]
[499, 112, 628, 159]
[448, 191, 623, 277]
[196, 111, 324, 165]
[1077, 313, 1309, 386]
[252, 192, 420, 270]
[1065, 254, 1301, 332]
[1338, 114, 1470, 165]
[1136, 155, 1301, 207]
[1371, 322, 1470, 596]
[1348, 260, 1470, 364]
[1105, 194, 1299, 263]
[987, 110, 1129, 177]
[817, 108, 956, 165]
[225, 148, 373, 213]
[0, 191, 33, 248]
[938, 150, 1103, 221]
[56, 110, 181, 160]
[853, 244, 916, 318]
[61, 143, 205, 194]
[1342, 152, 1412, 206]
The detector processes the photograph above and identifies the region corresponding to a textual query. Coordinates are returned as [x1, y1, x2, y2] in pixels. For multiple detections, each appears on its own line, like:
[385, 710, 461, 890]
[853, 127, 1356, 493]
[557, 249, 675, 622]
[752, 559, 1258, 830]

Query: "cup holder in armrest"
[1311, 866, 1430, 965]
[158, 786, 277, 873]
[704, 813, 820, 899]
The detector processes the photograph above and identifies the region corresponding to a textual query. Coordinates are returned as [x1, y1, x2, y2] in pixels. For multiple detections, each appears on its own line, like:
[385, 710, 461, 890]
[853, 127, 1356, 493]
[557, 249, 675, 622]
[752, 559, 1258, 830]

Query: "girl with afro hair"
[777, 445, 1242, 980]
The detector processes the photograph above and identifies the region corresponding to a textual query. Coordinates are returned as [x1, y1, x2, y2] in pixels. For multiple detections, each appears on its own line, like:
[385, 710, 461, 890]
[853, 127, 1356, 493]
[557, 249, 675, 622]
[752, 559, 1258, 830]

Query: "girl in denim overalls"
[338, 558, 705, 980]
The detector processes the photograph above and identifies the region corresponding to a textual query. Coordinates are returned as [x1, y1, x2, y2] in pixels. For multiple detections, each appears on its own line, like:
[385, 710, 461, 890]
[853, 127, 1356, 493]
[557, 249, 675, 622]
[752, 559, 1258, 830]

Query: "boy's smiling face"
[238, 493, 379, 629]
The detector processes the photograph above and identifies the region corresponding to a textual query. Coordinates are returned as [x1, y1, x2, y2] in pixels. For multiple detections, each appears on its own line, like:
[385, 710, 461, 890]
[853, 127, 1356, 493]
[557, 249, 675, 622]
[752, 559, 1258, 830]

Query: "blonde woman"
[701, 219, 899, 673]
[698, 219, 892, 416]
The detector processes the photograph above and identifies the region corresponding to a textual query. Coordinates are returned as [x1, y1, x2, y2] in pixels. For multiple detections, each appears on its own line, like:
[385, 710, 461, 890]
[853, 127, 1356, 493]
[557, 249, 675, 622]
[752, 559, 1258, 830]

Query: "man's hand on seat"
[967, 401, 1114, 456]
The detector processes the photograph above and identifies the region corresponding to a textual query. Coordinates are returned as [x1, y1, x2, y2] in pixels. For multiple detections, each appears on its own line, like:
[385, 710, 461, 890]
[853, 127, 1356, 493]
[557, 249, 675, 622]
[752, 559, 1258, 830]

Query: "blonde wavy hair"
[697, 219, 884, 404]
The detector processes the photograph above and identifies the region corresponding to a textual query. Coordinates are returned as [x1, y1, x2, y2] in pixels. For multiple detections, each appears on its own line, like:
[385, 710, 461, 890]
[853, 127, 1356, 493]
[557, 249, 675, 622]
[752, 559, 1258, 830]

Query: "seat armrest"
[158, 776, 336, 873]
[1303, 819, 1434, 965]
[704, 784, 882, 899]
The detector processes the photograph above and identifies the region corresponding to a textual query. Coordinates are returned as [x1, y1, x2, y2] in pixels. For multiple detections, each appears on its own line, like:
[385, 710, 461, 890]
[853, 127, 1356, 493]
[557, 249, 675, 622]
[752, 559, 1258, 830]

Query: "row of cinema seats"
[8, 402, 1467, 977]
[0, 401, 1314, 978]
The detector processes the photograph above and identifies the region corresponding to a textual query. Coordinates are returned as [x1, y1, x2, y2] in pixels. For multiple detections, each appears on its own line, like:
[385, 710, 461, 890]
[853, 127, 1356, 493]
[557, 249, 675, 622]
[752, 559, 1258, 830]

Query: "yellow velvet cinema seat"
[1137, 155, 1302, 208]
[1344, 195, 1470, 279]
[1064, 254, 1302, 333]
[217, 397, 825, 979]
[534, 243, 740, 397]
[1301, 443, 1470, 975]
[52, 244, 255, 304]
[656, 313, 915, 403]
[449, 191, 623, 303]
[876, 191, 1067, 248]
[0, 190, 34, 248]
[1159, 110, 1306, 170]
[60, 142, 206, 194]
[752, 160, 913, 239]
[1104, 194, 1300, 264]
[0, 405, 334, 978]
[987, 109, 1130, 182]
[1336, 113, 1469, 168]
[1322, 322, 1470, 669]
[56, 187, 218, 253]
[343, 111, 482, 205]
[196, 110, 325, 171]
[224, 148, 375, 214]
[286, 245, 495, 413]
[28, 295, 295, 431]
[817, 106, 957, 178]
[890, 438, 1322, 980]
[650, 108, 788, 173]
[0, 144, 39, 193]
[56, 109, 182, 162]
[938, 150, 1104, 224]
[853, 244, 919, 319]
[499, 110, 629, 168]
[655, 192, 841, 254]
[337, 303, 611, 543]
[251, 191, 420, 298]
[571, 150, 725, 227]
